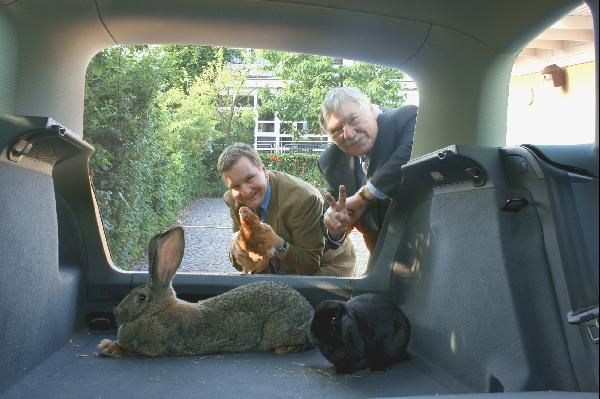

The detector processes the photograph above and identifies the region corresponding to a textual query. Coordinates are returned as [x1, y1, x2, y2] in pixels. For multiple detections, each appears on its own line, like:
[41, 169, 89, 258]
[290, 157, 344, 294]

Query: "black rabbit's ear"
[148, 227, 185, 288]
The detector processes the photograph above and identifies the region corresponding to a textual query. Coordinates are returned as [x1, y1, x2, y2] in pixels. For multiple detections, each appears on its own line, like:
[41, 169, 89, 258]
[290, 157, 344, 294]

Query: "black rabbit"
[309, 293, 411, 373]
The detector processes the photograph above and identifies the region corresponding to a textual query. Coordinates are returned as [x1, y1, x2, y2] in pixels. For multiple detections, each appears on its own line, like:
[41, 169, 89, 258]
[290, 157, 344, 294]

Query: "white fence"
[254, 139, 330, 154]
[254, 118, 329, 154]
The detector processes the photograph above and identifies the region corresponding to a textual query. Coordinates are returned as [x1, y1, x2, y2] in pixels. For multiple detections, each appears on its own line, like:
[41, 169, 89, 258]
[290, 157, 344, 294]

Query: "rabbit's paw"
[98, 339, 128, 357]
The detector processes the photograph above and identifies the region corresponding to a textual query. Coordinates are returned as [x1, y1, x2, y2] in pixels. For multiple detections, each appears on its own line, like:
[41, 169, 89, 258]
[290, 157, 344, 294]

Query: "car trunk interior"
[1, 114, 597, 397]
[3, 331, 470, 398]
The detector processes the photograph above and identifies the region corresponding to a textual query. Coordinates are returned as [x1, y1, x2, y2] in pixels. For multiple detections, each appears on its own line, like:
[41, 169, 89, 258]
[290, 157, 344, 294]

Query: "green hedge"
[259, 152, 327, 192]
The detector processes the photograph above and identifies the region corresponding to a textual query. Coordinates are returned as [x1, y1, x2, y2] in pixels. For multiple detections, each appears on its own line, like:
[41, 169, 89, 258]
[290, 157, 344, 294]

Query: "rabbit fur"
[309, 293, 411, 373]
[98, 227, 313, 357]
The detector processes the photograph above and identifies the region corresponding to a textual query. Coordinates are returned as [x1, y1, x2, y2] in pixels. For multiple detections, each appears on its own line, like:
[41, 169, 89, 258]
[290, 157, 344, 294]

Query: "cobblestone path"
[135, 198, 369, 275]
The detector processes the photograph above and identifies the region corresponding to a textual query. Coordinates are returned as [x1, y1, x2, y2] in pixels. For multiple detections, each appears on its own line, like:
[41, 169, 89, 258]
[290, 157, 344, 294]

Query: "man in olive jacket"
[218, 143, 355, 276]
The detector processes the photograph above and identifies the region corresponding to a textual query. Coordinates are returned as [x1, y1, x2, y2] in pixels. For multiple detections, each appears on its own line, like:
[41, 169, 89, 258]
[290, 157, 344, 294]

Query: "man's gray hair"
[217, 143, 263, 175]
[319, 87, 371, 132]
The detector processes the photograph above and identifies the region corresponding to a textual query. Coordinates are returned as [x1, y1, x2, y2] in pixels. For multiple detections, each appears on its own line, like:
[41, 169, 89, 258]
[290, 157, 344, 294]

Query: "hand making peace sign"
[323, 185, 352, 240]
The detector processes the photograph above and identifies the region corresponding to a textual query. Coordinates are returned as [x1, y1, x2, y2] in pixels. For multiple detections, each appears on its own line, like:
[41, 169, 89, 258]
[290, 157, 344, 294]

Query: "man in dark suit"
[318, 87, 418, 252]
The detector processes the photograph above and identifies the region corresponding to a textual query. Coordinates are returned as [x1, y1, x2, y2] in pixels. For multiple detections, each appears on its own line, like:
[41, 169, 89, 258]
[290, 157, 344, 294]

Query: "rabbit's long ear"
[148, 227, 185, 288]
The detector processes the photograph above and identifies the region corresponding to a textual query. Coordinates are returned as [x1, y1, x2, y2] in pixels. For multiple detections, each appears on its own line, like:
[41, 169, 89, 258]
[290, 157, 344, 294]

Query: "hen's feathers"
[236, 206, 280, 273]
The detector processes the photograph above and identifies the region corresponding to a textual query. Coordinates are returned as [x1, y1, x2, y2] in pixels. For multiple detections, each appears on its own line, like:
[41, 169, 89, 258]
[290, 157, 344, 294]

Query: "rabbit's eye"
[137, 293, 147, 302]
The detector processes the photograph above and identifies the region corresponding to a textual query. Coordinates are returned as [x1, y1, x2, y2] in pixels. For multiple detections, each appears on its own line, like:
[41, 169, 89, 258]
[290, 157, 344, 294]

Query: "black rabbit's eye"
[137, 293, 147, 302]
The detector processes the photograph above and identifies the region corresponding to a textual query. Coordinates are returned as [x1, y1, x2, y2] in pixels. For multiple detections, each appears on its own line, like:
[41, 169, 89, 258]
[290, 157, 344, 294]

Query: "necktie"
[360, 154, 369, 181]
[258, 207, 267, 222]
[358, 155, 378, 233]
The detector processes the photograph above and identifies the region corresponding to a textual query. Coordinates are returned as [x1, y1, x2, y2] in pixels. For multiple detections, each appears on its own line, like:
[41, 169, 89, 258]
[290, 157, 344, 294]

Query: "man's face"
[324, 101, 379, 157]
[223, 156, 268, 210]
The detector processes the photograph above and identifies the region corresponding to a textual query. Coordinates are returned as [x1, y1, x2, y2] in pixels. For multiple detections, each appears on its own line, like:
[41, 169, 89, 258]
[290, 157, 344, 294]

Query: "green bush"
[84, 46, 219, 269]
[259, 153, 327, 193]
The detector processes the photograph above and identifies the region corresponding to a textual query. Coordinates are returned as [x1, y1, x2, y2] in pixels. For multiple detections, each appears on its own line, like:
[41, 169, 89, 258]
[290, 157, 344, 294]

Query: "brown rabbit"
[98, 227, 313, 357]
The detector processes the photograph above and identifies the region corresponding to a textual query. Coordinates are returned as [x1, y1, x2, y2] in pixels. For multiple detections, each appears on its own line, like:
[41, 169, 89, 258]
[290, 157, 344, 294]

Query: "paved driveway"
[171, 198, 369, 275]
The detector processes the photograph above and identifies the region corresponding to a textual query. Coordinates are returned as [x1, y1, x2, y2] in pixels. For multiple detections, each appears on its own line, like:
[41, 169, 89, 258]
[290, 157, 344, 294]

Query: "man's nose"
[240, 184, 252, 197]
[342, 124, 356, 140]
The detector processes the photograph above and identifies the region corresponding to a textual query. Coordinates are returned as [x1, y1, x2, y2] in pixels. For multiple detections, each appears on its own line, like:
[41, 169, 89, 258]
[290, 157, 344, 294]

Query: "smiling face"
[222, 156, 268, 210]
[324, 101, 379, 157]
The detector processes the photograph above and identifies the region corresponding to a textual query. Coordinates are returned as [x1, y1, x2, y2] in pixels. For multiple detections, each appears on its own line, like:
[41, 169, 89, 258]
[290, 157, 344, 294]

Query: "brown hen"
[236, 206, 280, 274]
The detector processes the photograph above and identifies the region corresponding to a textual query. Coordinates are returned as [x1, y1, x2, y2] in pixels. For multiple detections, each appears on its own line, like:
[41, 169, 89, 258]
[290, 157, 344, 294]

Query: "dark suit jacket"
[318, 105, 418, 247]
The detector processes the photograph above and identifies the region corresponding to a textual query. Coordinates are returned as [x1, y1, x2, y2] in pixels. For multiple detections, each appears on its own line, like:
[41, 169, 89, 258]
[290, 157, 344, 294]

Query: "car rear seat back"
[380, 144, 597, 392]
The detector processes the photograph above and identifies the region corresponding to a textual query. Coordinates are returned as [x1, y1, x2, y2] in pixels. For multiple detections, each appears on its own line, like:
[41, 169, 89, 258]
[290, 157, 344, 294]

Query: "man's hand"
[323, 185, 352, 240]
[345, 191, 369, 223]
[325, 185, 372, 240]
[260, 223, 286, 256]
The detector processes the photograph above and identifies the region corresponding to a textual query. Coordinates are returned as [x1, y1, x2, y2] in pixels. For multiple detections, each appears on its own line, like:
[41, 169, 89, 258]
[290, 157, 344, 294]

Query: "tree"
[159, 46, 242, 93]
[257, 51, 407, 135]
[84, 45, 234, 268]
[85, 45, 176, 267]
[156, 48, 256, 195]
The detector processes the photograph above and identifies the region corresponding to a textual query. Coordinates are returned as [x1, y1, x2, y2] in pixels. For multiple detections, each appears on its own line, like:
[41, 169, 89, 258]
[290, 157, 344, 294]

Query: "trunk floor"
[4, 331, 470, 398]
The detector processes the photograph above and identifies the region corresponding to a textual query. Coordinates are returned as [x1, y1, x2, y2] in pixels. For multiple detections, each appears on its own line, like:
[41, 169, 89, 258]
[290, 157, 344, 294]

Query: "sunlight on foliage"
[257, 50, 406, 135]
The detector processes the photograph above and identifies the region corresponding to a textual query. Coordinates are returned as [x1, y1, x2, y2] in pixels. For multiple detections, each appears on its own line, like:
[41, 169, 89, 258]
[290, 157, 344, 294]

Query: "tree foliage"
[257, 51, 407, 135]
[157, 49, 256, 200]
[159, 46, 241, 93]
[260, 153, 326, 192]
[84, 45, 252, 268]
